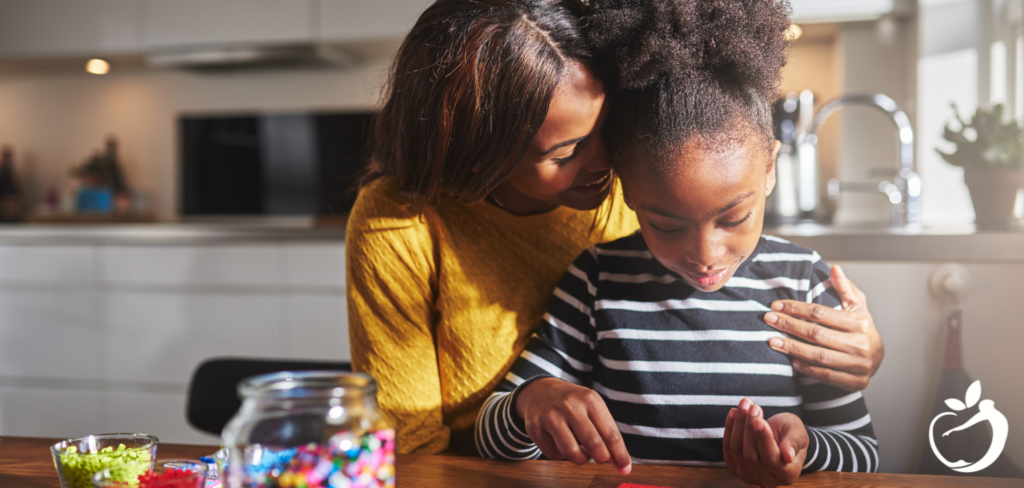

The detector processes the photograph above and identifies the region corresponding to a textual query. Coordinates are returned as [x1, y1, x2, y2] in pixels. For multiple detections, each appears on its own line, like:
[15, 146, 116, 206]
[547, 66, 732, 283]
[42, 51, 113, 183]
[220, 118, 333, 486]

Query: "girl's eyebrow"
[540, 135, 588, 155]
[641, 191, 755, 222]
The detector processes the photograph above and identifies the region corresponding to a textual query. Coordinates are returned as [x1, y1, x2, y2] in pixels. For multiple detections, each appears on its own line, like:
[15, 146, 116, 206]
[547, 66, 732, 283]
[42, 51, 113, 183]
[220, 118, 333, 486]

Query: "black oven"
[180, 111, 374, 217]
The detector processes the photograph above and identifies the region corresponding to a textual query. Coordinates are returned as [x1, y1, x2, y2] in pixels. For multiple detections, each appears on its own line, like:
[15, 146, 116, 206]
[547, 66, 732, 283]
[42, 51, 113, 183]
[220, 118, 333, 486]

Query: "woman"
[346, 0, 883, 455]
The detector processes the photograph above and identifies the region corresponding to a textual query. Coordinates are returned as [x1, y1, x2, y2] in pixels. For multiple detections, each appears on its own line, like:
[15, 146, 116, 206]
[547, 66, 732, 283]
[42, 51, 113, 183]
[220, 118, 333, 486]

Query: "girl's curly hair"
[588, 0, 791, 170]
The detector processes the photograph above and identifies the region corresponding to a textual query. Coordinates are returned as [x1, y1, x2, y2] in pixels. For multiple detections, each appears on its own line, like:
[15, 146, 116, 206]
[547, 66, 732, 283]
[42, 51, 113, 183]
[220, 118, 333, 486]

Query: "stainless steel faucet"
[799, 93, 922, 227]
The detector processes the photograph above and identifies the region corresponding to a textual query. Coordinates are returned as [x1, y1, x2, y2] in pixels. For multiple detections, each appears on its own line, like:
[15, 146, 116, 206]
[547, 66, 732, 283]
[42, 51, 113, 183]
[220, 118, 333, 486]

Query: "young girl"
[474, 0, 878, 485]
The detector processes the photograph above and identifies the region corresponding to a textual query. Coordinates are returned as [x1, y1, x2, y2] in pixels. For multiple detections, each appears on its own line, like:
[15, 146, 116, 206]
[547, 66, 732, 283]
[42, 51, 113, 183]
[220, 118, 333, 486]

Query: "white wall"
[829, 260, 1024, 474]
[0, 58, 393, 220]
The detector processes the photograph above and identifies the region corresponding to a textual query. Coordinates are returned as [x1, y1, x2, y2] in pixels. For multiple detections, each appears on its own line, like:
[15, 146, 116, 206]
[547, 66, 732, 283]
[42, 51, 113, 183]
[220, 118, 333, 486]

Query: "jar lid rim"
[238, 371, 376, 398]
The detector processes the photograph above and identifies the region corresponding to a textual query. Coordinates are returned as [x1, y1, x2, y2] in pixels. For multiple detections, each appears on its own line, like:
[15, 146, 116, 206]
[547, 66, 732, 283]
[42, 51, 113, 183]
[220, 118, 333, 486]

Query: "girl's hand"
[723, 398, 808, 487]
[764, 265, 884, 391]
[515, 377, 632, 475]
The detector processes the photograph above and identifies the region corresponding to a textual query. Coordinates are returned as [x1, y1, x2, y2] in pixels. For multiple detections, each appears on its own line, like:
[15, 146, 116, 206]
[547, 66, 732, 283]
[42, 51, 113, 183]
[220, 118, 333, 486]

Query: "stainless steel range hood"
[146, 43, 358, 70]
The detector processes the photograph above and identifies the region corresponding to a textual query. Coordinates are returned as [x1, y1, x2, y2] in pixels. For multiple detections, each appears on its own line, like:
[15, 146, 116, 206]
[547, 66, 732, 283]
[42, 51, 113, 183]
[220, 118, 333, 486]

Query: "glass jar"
[221, 371, 395, 488]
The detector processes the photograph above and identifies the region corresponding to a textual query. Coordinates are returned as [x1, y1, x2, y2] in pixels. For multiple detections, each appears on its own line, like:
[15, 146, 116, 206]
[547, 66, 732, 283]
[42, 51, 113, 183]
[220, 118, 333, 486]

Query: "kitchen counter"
[0, 221, 1020, 261]
[767, 222, 1024, 262]
[0, 222, 346, 245]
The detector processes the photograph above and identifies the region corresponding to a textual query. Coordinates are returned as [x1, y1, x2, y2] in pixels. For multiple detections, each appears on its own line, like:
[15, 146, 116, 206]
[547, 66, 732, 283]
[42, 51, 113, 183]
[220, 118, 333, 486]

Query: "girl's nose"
[683, 229, 725, 268]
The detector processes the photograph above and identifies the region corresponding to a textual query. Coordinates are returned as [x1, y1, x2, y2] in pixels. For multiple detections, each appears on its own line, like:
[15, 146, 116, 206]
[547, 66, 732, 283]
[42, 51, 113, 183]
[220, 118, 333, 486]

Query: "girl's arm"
[346, 187, 446, 454]
[475, 249, 630, 473]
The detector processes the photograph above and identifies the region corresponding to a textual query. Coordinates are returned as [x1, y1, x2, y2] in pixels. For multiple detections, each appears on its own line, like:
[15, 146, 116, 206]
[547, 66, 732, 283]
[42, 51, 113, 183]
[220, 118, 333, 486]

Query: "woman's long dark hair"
[369, 0, 593, 211]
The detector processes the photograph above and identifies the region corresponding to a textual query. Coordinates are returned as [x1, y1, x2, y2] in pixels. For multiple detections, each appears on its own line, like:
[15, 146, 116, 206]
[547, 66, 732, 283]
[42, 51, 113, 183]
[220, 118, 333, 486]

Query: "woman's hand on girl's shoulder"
[515, 378, 632, 475]
[764, 265, 883, 392]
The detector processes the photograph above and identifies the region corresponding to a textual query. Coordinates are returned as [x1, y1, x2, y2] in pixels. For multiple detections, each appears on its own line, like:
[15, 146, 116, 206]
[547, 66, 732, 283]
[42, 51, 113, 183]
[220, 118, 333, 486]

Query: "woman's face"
[489, 61, 613, 214]
[622, 136, 780, 292]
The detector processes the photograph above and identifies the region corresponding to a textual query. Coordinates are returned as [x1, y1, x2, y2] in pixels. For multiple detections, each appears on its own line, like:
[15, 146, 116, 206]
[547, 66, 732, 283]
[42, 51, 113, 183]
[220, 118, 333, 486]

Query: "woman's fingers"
[792, 359, 870, 392]
[768, 336, 873, 377]
[766, 301, 868, 334]
[830, 265, 867, 312]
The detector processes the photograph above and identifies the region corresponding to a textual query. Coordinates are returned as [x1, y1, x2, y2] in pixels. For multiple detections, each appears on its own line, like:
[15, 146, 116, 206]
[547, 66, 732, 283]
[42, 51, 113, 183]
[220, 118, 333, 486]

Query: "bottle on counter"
[104, 136, 133, 215]
[0, 146, 22, 222]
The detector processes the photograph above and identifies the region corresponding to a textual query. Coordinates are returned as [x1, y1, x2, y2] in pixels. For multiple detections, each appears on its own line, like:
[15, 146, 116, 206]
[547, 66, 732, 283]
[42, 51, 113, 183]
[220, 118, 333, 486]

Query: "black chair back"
[186, 357, 351, 436]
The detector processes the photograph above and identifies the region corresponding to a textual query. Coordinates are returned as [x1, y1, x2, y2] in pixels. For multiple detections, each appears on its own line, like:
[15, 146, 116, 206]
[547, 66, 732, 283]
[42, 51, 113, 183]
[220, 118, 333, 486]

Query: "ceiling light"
[786, 24, 803, 41]
[85, 59, 110, 75]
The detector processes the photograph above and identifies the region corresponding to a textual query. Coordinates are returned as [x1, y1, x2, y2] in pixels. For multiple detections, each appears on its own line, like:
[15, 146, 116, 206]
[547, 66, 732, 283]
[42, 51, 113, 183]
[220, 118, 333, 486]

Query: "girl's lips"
[567, 172, 612, 196]
[686, 268, 729, 287]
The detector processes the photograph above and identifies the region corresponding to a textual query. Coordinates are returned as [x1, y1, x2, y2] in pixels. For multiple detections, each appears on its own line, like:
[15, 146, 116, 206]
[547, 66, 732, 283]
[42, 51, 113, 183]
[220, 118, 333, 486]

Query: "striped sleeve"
[475, 248, 600, 460]
[800, 258, 879, 473]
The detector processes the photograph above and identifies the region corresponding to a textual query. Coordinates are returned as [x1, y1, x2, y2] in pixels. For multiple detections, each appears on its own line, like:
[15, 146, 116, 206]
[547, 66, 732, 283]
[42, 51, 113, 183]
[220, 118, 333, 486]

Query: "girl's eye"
[721, 211, 753, 228]
[649, 223, 684, 234]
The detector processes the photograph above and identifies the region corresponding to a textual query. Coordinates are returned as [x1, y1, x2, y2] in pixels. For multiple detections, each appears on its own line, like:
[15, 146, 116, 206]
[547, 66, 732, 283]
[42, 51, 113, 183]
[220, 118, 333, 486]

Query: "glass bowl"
[50, 433, 159, 488]
[92, 459, 208, 488]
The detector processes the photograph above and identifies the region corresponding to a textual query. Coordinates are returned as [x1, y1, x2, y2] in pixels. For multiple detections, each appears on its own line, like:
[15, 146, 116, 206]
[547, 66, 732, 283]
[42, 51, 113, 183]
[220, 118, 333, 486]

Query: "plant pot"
[963, 166, 1022, 230]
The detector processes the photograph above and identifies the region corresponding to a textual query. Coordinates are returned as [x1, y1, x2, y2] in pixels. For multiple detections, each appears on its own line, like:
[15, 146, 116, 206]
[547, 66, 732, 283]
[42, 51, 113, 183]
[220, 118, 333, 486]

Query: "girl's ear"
[765, 140, 781, 197]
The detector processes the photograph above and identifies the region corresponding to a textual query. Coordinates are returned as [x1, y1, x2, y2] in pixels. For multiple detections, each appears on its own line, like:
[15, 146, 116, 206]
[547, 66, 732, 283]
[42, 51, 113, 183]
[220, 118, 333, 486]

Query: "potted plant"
[938, 103, 1023, 230]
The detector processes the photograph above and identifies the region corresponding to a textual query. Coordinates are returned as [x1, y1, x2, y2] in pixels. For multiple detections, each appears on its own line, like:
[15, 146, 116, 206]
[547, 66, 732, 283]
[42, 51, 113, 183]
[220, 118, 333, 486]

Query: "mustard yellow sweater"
[346, 176, 638, 454]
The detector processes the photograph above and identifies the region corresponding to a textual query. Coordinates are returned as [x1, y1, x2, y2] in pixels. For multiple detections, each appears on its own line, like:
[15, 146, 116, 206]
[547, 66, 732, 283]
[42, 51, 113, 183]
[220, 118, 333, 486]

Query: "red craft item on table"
[137, 468, 203, 488]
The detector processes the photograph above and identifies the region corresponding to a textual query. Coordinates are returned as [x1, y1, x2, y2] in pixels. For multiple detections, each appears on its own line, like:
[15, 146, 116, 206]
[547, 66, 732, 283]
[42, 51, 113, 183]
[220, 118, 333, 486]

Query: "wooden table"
[2, 436, 1022, 487]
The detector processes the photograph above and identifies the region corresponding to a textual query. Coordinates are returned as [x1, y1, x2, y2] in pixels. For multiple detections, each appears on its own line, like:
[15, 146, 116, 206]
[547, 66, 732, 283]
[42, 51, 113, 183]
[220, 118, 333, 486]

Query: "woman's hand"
[723, 398, 808, 488]
[515, 378, 632, 475]
[764, 265, 883, 391]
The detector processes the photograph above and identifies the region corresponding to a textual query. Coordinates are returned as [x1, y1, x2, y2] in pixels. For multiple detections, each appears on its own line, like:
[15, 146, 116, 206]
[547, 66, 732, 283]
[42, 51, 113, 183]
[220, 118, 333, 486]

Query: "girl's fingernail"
[764, 312, 778, 324]
[788, 447, 796, 462]
[792, 359, 801, 369]
[772, 301, 784, 311]
[769, 337, 783, 349]
[728, 409, 736, 419]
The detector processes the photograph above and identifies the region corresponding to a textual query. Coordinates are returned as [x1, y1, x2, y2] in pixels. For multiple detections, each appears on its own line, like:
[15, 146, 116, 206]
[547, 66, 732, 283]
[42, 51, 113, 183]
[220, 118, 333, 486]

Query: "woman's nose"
[582, 134, 612, 172]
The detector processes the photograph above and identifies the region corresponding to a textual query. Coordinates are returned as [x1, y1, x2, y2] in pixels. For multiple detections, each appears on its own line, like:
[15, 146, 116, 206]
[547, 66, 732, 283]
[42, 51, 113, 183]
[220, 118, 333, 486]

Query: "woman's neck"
[487, 181, 561, 216]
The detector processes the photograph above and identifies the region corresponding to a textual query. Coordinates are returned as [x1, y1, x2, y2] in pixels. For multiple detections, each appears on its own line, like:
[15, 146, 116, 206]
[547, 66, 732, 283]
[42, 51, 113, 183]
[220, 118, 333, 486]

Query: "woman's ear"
[764, 140, 781, 197]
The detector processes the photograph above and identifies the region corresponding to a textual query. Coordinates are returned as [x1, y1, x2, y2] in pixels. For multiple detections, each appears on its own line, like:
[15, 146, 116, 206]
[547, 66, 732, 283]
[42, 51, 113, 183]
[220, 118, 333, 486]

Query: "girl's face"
[489, 61, 613, 214]
[622, 136, 781, 292]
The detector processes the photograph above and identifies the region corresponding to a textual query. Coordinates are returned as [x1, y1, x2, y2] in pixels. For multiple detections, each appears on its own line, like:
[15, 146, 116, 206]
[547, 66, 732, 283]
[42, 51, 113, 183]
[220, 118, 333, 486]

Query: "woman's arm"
[346, 188, 446, 454]
[766, 265, 884, 392]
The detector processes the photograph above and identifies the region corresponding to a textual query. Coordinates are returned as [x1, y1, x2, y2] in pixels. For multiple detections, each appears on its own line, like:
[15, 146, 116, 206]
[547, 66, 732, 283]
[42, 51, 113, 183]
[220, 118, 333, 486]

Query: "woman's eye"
[552, 138, 588, 165]
[553, 150, 580, 165]
[721, 211, 753, 228]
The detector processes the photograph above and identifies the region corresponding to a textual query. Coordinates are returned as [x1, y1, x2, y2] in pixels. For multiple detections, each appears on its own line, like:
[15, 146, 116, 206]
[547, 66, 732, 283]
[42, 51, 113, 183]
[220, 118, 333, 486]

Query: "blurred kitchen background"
[0, 0, 1022, 477]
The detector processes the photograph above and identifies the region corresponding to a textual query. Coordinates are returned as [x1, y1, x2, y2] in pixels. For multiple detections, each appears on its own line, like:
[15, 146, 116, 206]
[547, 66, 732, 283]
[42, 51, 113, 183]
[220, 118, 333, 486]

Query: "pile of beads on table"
[59, 444, 151, 488]
[243, 429, 395, 488]
[136, 467, 205, 488]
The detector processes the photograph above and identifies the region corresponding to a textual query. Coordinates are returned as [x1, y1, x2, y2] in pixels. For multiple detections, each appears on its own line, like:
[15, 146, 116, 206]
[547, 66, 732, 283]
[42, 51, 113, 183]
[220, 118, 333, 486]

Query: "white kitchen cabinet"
[791, 0, 913, 24]
[315, 0, 431, 42]
[142, 0, 313, 49]
[0, 0, 139, 58]
[101, 245, 284, 287]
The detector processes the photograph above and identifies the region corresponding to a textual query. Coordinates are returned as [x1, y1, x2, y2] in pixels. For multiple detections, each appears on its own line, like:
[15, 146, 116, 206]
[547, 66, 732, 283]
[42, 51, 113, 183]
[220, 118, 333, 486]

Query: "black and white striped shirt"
[475, 233, 878, 472]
